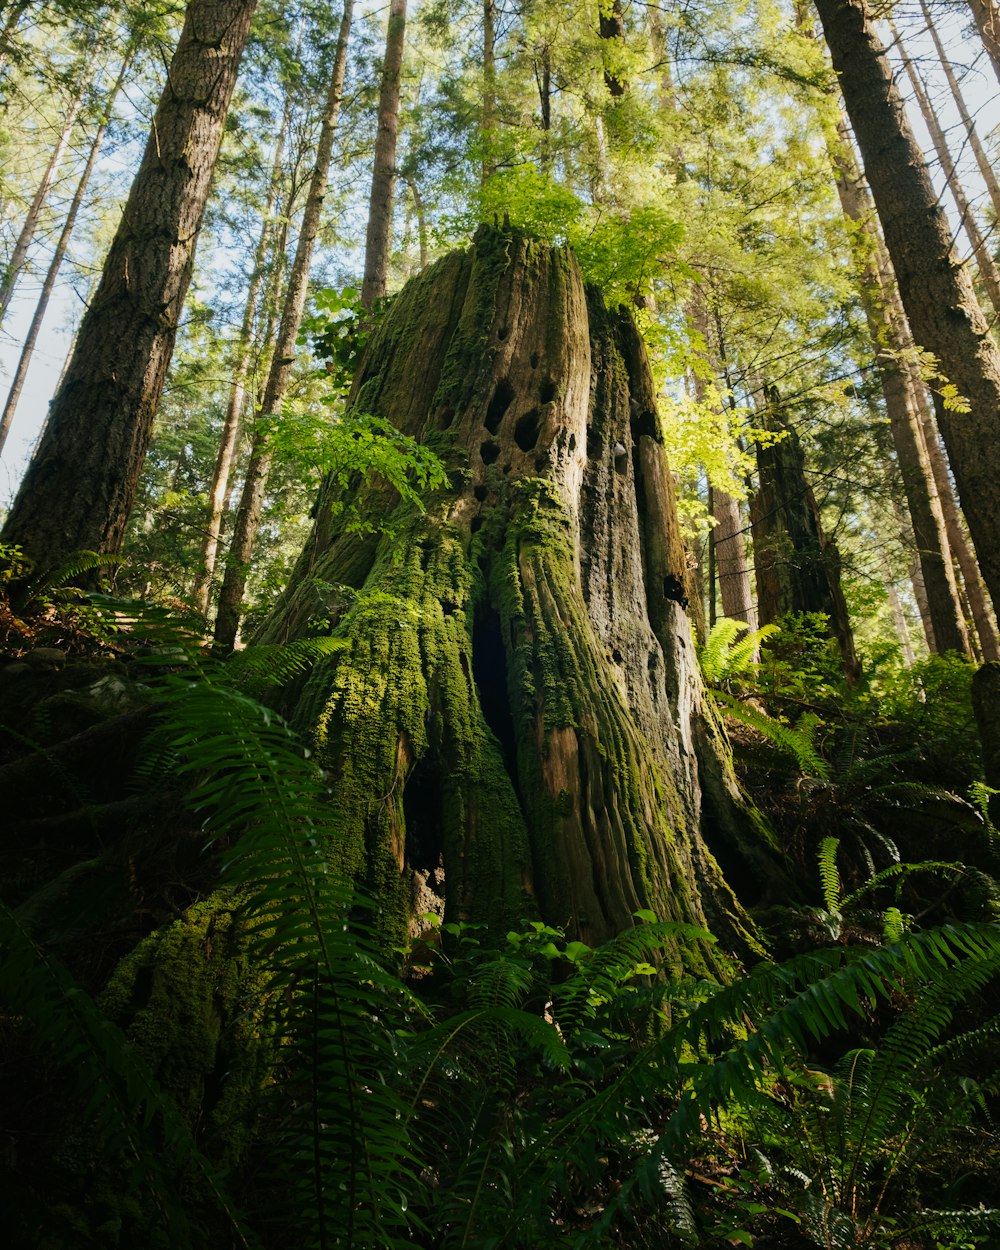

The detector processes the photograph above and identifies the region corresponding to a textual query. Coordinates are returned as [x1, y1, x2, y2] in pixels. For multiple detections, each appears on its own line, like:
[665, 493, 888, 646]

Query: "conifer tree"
[1, 0, 258, 571]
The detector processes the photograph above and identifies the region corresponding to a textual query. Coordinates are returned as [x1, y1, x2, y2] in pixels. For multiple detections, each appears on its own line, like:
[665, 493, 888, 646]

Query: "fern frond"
[14, 549, 124, 610]
[711, 690, 829, 777]
[818, 837, 842, 913]
[226, 637, 346, 696]
[154, 675, 421, 1248]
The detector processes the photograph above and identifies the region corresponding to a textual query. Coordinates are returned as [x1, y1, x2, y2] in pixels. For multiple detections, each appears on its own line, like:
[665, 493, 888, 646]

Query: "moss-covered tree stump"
[259, 227, 768, 967]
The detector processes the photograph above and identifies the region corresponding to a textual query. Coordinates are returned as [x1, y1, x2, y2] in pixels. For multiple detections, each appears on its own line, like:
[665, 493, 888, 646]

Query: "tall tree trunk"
[712, 487, 756, 630]
[214, 0, 354, 650]
[0, 51, 130, 453]
[256, 227, 775, 957]
[0, 71, 87, 324]
[813, 0, 1000, 620]
[890, 18, 1000, 316]
[535, 42, 552, 171]
[967, 0, 1000, 88]
[192, 89, 292, 617]
[360, 0, 405, 310]
[914, 383, 1000, 660]
[1, 0, 258, 572]
[921, 0, 1000, 221]
[405, 176, 428, 271]
[830, 117, 970, 655]
[749, 387, 861, 684]
[882, 546, 916, 666]
[482, 0, 496, 181]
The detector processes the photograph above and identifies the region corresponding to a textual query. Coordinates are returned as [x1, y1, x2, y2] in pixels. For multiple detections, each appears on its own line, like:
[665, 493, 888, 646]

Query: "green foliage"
[697, 617, 781, 685]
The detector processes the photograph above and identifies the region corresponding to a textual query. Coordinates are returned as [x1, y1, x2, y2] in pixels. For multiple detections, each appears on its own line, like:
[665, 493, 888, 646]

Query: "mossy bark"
[259, 227, 769, 967]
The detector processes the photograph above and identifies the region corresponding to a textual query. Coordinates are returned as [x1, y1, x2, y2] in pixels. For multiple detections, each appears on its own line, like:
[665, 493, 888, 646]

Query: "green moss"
[101, 894, 274, 1167]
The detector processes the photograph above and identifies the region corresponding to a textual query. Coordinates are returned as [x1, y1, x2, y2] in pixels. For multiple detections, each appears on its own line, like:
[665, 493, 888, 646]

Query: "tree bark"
[257, 228, 774, 959]
[967, 0, 1000, 88]
[749, 387, 861, 684]
[890, 18, 1000, 316]
[0, 49, 131, 454]
[213, 0, 354, 650]
[1, 0, 258, 572]
[598, 0, 627, 97]
[829, 117, 970, 655]
[482, 0, 496, 181]
[0, 70, 87, 324]
[360, 0, 405, 310]
[914, 383, 1000, 660]
[813, 0, 1000, 621]
[192, 87, 292, 617]
[921, 0, 1000, 222]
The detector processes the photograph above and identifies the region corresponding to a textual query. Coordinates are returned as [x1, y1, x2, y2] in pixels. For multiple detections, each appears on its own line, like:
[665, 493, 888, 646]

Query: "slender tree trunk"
[921, 0, 1000, 221]
[535, 42, 552, 171]
[830, 117, 970, 655]
[361, 0, 405, 310]
[712, 487, 756, 630]
[405, 176, 428, 271]
[813, 0, 1000, 620]
[482, 0, 496, 181]
[0, 1, 33, 82]
[192, 91, 292, 616]
[913, 382, 1000, 659]
[214, 0, 354, 650]
[256, 227, 776, 955]
[890, 18, 1000, 316]
[0, 73, 87, 324]
[1, 0, 258, 572]
[967, 0, 1000, 88]
[882, 547, 916, 666]
[0, 51, 131, 455]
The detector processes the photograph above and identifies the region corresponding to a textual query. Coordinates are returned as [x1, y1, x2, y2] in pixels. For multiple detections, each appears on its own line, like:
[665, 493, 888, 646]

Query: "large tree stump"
[259, 228, 771, 966]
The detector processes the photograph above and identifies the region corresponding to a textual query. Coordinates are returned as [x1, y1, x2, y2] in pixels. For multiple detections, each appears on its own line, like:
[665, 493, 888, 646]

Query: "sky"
[0, 0, 998, 511]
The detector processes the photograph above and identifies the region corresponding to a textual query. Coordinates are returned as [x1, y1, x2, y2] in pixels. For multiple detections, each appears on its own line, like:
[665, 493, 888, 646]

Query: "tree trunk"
[213, 0, 354, 650]
[192, 87, 292, 617]
[749, 388, 861, 684]
[360, 0, 405, 310]
[967, 0, 1000, 88]
[0, 71, 87, 324]
[482, 0, 496, 181]
[829, 117, 970, 656]
[921, 0, 1000, 222]
[256, 228, 773, 960]
[598, 0, 627, 97]
[813, 0, 1000, 621]
[0, 49, 130, 454]
[687, 294, 757, 632]
[890, 18, 1000, 316]
[1, 0, 258, 572]
[882, 547, 916, 667]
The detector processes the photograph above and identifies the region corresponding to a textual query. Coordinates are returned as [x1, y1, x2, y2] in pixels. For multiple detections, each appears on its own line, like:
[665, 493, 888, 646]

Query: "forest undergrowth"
[2, 565, 1000, 1250]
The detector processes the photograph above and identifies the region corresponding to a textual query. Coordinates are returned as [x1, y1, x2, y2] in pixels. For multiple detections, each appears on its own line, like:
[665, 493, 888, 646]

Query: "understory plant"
[2, 600, 1000, 1249]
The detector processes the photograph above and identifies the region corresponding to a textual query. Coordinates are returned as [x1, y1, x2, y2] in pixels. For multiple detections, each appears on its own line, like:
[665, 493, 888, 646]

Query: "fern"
[818, 836, 843, 913]
[153, 676, 421, 1249]
[698, 618, 780, 685]
[712, 689, 829, 777]
[12, 548, 124, 612]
